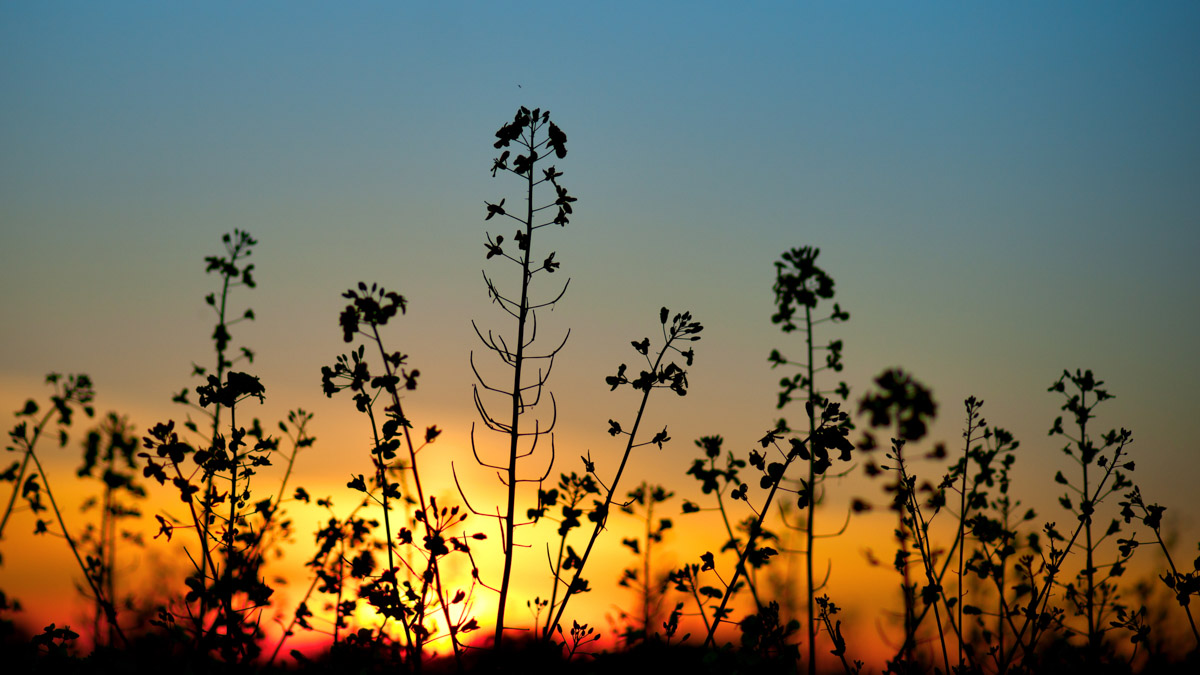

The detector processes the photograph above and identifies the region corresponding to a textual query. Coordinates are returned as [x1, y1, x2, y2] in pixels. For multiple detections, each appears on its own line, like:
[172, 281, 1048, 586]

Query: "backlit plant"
[468, 106, 573, 648]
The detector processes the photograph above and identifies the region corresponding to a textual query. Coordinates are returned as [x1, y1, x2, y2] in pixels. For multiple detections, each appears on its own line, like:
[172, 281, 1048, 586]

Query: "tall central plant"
[470, 106, 574, 647]
[768, 246, 850, 675]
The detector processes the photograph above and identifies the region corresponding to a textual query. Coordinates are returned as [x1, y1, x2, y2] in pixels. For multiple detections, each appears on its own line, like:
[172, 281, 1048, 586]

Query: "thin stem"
[715, 483, 764, 609]
[0, 405, 60, 539]
[27, 446, 128, 647]
[896, 445, 950, 675]
[957, 404, 977, 668]
[703, 464, 791, 647]
[1080, 397, 1097, 655]
[643, 494, 653, 637]
[804, 302, 817, 675]
[494, 127, 537, 650]
[545, 338, 676, 640]
[1147, 517, 1200, 646]
[362, 395, 403, 656]
[369, 328, 462, 668]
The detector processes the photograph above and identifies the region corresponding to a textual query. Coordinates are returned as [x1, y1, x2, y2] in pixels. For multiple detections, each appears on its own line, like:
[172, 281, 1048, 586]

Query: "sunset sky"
[2, 1, 1199, 663]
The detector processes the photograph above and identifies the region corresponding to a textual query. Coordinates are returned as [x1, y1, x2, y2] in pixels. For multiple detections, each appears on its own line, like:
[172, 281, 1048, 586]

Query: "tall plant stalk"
[171, 229, 258, 631]
[470, 106, 574, 647]
[858, 368, 938, 667]
[1041, 369, 1136, 662]
[768, 245, 850, 674]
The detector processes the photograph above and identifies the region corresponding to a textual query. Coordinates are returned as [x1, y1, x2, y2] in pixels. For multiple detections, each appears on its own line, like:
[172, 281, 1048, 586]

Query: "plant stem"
[714, 484, 764, 609]
[804, 302, 817, 675]
[703, 469, 790, 647]
[1005, 436, 1129, 665]
[494, 124, 537, 650]
[1080, 399, 1097, 655]
[0, 406, 58, 540]
[27, 445, 128, 647]
[546, 339, 673, 640]
[1144, 512, 1200, 646]
[895, 443, 951, 675]
[371, 326, 463, 666]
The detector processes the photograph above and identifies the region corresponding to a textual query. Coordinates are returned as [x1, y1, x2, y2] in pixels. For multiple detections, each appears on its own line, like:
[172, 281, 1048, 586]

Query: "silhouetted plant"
[1117, 487, 1200, 648]
[890, 395, 1024, 672]
[31, 622, 80, 658]
[3, 375, 95, 538]
[681, 435, 766, 611]
[75, 413, 146, 648]
[2, 374, 129, 647]
[767, 245, 851, 675]
[739, 600, 800, 665]
[138, 231, 319, 663]
[173, 229, 259, 432]
[560, 619, 600, 660]
[815, 595, 863, 674]
[965, 369, 1139, 671]
[884, 437, 954, 674]
[955, 402, 1030, 671]
[468, 106, 573, 648]
[701, 402, 854, 648]
[321, 282, 477, 667]
[267, 492, 377, 663]
[541, 308, 701, 645]
[858, 368, 938, 668]
[525, 470, 600, 639]
[1041, 369, 1136, 662]
[165, 228, 259, 648]
[238, 410, 312, 601]
[666, 560, 716, 640]
[615, 482, 674, 644]
[142, 369, 272, 661]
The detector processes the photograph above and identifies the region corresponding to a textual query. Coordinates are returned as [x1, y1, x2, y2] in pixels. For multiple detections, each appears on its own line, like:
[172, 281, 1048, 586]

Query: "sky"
[2, 0, 1199, 663]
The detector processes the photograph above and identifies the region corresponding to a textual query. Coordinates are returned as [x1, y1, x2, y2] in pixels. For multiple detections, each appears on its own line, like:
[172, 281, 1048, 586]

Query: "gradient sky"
[2, 0, 1199, 660]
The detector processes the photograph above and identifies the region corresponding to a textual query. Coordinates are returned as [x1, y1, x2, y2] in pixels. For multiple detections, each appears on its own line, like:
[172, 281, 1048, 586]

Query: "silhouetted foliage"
[470, 106, 575, 648]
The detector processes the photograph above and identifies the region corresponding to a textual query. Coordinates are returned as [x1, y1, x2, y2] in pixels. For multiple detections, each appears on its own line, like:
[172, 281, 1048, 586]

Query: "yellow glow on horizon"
[2, 370, 1198, 668]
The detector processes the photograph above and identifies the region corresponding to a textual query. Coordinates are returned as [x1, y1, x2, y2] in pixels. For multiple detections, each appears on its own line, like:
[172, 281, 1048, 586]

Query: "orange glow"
[2, 396, 1200, 662]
